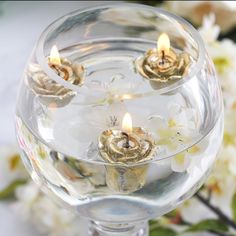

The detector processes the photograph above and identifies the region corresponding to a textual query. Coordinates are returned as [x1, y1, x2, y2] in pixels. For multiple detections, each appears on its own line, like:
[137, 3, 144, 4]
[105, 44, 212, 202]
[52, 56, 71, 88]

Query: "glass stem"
[88, 220, 149, 236]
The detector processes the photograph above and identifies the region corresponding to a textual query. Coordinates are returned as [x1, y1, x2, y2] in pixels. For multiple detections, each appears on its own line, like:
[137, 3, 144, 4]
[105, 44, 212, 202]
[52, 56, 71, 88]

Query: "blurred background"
[1, 1, 236, 236]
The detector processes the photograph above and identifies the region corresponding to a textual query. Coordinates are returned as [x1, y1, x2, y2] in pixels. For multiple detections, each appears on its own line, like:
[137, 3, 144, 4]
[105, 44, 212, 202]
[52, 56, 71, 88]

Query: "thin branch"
[195, 192, 236, 230]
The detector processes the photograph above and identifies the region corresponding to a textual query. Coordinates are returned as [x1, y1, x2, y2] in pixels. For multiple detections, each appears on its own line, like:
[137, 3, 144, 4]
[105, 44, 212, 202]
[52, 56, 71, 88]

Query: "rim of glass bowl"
[32, 3, 222, 167]
[35, 3, 205, 96]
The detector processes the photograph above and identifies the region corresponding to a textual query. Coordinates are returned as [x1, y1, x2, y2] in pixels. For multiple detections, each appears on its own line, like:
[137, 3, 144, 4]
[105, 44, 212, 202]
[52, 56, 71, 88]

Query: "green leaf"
[150, 227, 177, 236]
[149, 220, 158, 226]
[0, 179, 27, 200]
[231, 191, 236, 221]
[186, 219, 228, 233]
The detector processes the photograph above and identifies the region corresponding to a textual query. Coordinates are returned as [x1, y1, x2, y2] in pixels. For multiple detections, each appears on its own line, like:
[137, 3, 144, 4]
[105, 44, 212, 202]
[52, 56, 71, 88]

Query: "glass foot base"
[89, 221, 148, 236]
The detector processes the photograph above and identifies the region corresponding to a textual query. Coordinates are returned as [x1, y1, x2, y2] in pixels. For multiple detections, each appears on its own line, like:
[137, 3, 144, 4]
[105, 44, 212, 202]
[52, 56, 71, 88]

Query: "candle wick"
[122, 132, 130, 148]
[161, 50, 165, 65]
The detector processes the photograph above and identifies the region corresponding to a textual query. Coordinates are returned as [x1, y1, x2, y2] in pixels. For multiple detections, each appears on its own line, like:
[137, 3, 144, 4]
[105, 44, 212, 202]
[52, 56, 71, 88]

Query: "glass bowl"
[15, 3, 223, 236]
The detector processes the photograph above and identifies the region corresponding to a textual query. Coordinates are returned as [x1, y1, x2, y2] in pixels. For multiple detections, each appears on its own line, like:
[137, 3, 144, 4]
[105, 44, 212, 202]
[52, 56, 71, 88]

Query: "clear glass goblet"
[15, 3, 223, 236]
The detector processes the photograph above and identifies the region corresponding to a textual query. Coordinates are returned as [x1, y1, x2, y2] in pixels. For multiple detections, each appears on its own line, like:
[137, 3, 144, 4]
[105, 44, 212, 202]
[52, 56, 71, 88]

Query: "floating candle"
[27, 45, 84, 107]
[98, 113, 156, 193]
[135, 33, 191, 89]
[48, 45, 84, 84]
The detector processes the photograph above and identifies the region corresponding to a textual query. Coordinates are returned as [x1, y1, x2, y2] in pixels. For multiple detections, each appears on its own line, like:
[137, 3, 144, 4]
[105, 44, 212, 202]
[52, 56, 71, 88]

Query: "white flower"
[211, 146, 236, 180]
[198, 14, 220, 43]
[148, 103, 197, 140]
[180, 198, 215, 224]
[12, 181, 84, 236]
[171, 151, 192, 173]
[171, 144, 206, 173]
[12, 181, 40, 220]
[147, 103, 201, 172]
[197, 12, 236, 97]
[205, 38, 236, 95]
[203, 145, 236, 216]
[224, 108, 236, 146]
[180, 143, 236, 223]
[149, 103, 196, 139]
[196, 12, 236, 100]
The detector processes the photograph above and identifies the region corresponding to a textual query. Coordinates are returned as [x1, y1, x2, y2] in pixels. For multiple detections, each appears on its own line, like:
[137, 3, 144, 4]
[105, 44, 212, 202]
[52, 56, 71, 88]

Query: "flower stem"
[195, 192, 236, 230]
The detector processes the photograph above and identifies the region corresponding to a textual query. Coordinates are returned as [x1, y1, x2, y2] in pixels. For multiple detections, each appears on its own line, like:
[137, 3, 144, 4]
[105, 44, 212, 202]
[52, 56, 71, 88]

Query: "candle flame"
[122, 113, 132, 133]
[157, 33, 170, 54]
[49, 45, 61, 65]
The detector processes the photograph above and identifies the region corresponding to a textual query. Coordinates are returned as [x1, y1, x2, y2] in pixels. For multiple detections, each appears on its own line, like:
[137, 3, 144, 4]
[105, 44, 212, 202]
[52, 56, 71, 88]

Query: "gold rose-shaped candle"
[98, 113, 156, 193]
[135, 33, 191, 89]
[27, 45, 84, 107]
[48, 45, 84, 84]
